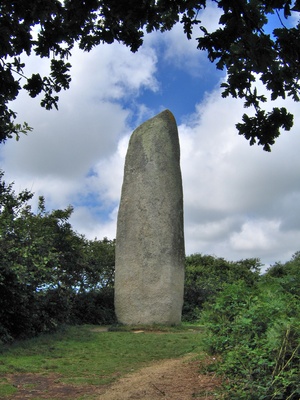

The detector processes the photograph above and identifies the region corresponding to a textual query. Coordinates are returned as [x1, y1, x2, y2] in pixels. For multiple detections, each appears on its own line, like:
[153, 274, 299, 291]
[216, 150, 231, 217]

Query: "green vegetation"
[1, 171, 300, 398]
[0, 324, 204, 395]
[0, 379, 17, 398]
[0, 171, 116, 343]
[183, 254, 260, 321]
[200, 253, 300, 399]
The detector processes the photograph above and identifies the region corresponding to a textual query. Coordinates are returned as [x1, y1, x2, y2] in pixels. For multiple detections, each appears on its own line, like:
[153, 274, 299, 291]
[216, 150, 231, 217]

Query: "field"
[0, 324, 221, 399]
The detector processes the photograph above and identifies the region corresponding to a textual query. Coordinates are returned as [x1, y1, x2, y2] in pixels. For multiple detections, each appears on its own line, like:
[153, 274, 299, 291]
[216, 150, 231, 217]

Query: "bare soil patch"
[5, 354, 221, 400]
[98, 354, 222, 400]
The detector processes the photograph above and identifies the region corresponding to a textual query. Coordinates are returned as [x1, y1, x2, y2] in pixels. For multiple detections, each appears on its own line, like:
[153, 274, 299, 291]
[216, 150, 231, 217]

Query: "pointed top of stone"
[141, 109, 177, 131]
[127, 109, 181, 167]
[157, 109, 176, 121]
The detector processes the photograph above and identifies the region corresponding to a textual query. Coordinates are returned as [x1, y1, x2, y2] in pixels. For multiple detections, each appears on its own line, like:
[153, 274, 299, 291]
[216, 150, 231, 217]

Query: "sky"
[1, 4, 300, 270]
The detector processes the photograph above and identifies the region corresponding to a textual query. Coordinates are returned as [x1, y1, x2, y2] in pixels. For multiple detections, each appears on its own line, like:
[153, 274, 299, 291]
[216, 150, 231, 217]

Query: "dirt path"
[6, 354, 221, 400]
[97, 354, 221, 400]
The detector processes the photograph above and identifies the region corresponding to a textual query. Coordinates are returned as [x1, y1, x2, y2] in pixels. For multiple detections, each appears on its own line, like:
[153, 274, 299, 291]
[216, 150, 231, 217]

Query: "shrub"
[71, 288, 116, 325]
[201, 279, 300, 399]
[183, 254, 260, 321]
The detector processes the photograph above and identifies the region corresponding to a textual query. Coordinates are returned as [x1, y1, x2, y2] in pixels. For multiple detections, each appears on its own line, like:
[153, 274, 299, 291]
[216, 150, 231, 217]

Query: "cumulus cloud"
[143, 2, 222, 78]
[0, 42, 158, 208]
[179, 82, 300, 267]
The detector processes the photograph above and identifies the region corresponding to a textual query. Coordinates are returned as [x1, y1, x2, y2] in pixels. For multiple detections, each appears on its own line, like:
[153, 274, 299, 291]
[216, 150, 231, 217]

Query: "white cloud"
[178, 82, 300, 266]
[88, 134, 130, 204]
[71, 205, 118, 240]
[69, 44, 159, 100]
[1, 41, 158, 210]
[143, 2, 222, 77]
[230, 219, 281, 252]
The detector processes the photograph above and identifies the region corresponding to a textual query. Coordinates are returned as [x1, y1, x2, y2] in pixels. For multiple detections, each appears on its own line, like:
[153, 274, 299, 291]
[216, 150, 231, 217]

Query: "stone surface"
[115, 109, 185, 325]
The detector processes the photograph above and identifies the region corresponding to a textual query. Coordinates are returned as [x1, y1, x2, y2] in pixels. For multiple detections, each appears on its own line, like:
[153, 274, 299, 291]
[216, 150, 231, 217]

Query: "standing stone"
[115, 109, 185, 325]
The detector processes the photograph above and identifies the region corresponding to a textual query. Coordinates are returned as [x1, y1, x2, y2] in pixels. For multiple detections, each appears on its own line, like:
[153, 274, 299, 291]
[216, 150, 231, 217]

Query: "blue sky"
[1, 3, 300, 269]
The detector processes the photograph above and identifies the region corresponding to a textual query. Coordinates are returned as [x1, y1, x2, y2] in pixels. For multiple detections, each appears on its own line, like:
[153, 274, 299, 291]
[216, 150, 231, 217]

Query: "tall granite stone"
[115, 109, 185, 325]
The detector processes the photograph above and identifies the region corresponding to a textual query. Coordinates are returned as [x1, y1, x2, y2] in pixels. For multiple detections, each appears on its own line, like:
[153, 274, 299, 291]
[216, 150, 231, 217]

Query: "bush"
[201, 278, 300, 399]
[183, 254, 260, 321]
[71, 288, 116, 325]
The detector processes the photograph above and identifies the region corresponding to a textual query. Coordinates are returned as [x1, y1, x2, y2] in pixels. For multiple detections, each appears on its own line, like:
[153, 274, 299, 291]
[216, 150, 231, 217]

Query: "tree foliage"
[0, 171, 116, 342]
[1, 0, 299, 149]
[183, 253, 261, 320]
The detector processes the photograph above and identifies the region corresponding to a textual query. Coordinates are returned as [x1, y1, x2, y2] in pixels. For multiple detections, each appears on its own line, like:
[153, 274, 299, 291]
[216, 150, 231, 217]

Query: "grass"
[0, 378, 17, 397]
[0, 324, 205, 396]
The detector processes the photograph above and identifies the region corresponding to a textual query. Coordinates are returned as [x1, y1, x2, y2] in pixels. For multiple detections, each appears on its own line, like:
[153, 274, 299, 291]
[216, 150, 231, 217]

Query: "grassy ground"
[0, 324, 205, 397]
